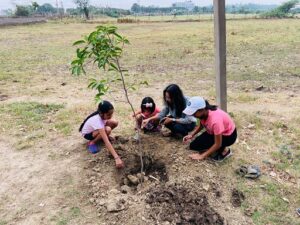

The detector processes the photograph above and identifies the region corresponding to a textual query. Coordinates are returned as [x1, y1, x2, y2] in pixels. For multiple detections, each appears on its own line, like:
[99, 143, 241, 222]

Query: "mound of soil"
[146, 184, 224, 225]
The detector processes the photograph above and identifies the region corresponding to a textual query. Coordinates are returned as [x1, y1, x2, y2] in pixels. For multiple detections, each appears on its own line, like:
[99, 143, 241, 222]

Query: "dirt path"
[0, 136, 100, 225]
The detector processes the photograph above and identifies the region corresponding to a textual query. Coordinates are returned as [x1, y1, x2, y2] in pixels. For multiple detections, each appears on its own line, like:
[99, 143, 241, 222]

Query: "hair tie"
[143, 103, 153, 108]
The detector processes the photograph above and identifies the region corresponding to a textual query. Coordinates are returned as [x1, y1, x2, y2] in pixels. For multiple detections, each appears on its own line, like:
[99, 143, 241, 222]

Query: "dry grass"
[0, 19, 299, 224]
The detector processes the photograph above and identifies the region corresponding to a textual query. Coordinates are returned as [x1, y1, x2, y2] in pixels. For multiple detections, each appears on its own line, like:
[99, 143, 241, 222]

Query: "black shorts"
[83, 132, 94, 141]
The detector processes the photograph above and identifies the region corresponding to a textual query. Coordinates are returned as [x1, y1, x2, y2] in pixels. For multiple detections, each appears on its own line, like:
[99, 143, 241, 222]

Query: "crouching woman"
[183, 97, 237, 162]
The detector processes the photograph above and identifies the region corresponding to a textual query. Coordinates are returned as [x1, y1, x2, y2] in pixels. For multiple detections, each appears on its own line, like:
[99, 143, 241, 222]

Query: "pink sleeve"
[212, 120, 225, 135]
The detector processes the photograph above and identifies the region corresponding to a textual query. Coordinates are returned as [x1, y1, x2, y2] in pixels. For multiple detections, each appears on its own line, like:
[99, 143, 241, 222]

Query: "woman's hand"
[115, 157, 124, 169]
[189, 153, 205, 160]
[163, 117, 173, 125]
[183, 134, 193, 144]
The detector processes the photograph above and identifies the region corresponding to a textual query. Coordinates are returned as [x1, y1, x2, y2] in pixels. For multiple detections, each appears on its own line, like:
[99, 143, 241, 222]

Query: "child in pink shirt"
[133, 97, 160, 132]
[183, 97, 237, 162]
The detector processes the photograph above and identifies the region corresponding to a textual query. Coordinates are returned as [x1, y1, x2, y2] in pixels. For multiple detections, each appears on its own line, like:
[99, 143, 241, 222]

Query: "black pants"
[190, 129, 237, 154]
[165, 122, 196, 136]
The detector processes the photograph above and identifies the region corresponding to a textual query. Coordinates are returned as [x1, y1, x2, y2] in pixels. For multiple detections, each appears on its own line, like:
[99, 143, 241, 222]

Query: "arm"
[176, 115, 196, 124]
[99, 129, 124, 168]
[142, 107, 166, 127]
[190, 124, 203, 137]
[157, 106, 169, 120]
[183, 124, 203, 143]
[132, 110, 141, 117]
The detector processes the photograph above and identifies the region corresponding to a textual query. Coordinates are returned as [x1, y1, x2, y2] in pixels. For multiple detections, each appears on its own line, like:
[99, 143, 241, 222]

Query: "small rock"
[127, 175, 139, 185]
[270, 171, 277, 177]
[282, 197, 289, 203]
[202, 184, 210, 191]
[106, 200, 126, 212]
[256, 85, 265, 91]
[136, 173, 144, 181]
[109, 189, 120, 195]
[123, 178, 129, 186]
[244, 207, 257, 217]
[89, 198, 95, 203]
[120, 185, 131, 194]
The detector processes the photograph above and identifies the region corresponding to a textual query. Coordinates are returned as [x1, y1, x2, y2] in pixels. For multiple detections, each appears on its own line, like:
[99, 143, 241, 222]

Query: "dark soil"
[146, 184, 224, 225]
[231, 188, 245, 207]
[115, 137, 169, 185]
[127, 154, 168, 182]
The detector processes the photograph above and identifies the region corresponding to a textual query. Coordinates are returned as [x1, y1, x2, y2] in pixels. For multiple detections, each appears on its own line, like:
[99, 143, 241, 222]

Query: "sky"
[0, 0, 286, 10]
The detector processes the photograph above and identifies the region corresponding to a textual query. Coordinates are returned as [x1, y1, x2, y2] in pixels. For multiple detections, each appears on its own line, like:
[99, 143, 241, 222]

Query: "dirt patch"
[146, 184, 224, 225]
[231, 188, 245, 207]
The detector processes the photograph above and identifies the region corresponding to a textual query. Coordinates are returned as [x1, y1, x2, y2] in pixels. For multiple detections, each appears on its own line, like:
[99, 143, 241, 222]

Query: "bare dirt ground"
[0, 20, 299, 225]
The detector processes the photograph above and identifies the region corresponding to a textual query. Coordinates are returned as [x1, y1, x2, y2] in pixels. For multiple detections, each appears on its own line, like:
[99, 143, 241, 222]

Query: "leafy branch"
[71, 25, 144, 173]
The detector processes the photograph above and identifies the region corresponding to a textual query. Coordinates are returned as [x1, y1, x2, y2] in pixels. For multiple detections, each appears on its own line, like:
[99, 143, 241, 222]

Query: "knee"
[105, 126, 112, 135]
[111, 120, 118, 129]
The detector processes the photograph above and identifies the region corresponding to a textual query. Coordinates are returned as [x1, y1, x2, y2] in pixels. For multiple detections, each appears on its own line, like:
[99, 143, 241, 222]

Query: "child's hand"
[141, 119, 149, 128]
[115, 157, 124, 169]
[183, 134, 193, 144]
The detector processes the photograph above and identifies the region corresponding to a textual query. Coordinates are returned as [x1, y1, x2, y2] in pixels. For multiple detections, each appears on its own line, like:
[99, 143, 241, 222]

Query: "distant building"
[172, 1, 195, 11]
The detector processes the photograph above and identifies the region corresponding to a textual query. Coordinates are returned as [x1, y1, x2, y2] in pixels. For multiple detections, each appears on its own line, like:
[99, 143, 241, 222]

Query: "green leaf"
[73, 40, 85, 46]
[109, 63, 119, 71]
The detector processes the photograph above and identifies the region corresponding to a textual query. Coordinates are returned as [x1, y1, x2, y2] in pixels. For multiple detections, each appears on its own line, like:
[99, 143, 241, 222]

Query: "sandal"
[296, 208, 300, 217]
[236, 165, 261, 179]
[87, 142, 100, 154]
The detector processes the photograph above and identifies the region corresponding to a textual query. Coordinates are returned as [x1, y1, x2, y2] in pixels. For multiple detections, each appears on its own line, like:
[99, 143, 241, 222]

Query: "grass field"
[0, 19, 299, 225]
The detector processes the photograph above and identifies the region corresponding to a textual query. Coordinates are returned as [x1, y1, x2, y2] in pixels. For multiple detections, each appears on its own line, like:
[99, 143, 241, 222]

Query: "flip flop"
[87, 142, 100, 154]
[236, 165, 261, 179]
[236, 165, 248, 176]
[245, 165, 261, 179]
[296, 208, 300, 217]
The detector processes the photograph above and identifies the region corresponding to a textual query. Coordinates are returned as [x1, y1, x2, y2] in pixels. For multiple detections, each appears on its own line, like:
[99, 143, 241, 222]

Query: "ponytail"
[79, 100, 114, 132]
[205, 100, 217, 111]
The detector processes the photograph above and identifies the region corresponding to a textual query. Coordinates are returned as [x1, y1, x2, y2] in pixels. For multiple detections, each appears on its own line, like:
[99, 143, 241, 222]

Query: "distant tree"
[32, 2, 39, 11]
[131, 3, 140, 13]
[15, 5, 30, 16]
[37, 3, 56, 15]
[74, 0, 90, 19]
[193, 6, 200, 13]
[262, 0, 299, 18]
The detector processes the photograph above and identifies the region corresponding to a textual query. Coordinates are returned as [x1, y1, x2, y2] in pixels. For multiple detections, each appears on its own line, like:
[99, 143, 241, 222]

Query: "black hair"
[140, 97, 156, 114]
[163, 84, 186, 117]
[79, 100, 114, 132]
[204, 100, 217, 111]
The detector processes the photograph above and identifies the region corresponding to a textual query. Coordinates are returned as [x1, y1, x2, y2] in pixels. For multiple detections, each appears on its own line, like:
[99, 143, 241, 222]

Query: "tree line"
[6, 0, 300, 19]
